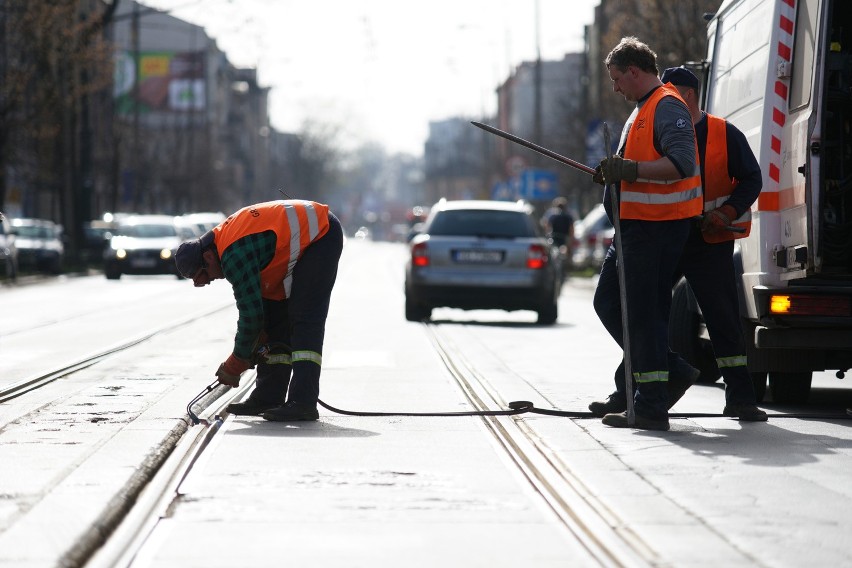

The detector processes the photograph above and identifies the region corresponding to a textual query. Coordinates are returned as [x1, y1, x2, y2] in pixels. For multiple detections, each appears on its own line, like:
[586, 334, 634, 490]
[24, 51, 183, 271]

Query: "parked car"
[82, 219, 118, 265]
[0, 217, 19, 280]
[10, 218, 64, 274]
[404, 199, 561, 324]
[104, 215, 187, 280]
[179, 212, 226, 235]
[571, 204, 614, 270]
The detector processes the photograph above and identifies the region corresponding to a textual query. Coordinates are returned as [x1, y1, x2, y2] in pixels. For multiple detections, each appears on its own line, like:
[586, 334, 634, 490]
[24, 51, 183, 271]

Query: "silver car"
[404, 199, 561, 324]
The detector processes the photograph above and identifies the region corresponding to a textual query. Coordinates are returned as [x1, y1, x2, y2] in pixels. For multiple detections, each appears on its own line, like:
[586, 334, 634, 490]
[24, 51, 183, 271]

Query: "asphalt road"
[1, 238, 851, 567]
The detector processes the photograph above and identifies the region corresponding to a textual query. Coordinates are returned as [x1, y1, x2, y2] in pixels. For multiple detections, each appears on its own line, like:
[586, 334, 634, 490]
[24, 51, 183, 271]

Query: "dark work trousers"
[593, 218, 691, 420]
[675, 225, 756, 405]
[252, 213, 343, 406]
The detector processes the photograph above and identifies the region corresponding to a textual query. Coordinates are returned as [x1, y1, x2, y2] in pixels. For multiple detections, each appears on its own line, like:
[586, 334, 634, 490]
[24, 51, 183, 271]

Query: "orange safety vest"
[702, 114, 752, 243]
[213, 200, 330, 300]
[621, 84, 703, 221]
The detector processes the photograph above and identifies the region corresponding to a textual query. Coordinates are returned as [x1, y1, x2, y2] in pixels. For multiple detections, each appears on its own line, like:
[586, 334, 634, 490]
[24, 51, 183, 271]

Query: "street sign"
[516, 169, 558, 201]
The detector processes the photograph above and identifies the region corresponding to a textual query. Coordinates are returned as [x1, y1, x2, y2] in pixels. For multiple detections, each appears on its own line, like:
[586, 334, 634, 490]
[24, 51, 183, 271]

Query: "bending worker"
[591, 37, 703, 431]
[174, 199, 344, 422]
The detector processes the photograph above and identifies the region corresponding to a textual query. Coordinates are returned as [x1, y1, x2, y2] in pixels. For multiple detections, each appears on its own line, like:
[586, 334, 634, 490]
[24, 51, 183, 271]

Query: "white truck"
[670, 0, 852, 403]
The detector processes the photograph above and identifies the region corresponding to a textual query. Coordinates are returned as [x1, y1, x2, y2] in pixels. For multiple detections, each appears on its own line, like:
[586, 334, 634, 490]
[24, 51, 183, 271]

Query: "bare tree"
[0, 0, 119, 261]
[596, 0, 723, 125]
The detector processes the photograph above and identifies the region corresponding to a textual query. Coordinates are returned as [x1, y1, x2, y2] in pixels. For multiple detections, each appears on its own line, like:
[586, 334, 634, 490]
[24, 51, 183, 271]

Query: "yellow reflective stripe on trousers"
[633, 371, 668, 383]
[292, 350, 322, 366]
[717, 355, 747, 368]
[265, 353, 292, 365]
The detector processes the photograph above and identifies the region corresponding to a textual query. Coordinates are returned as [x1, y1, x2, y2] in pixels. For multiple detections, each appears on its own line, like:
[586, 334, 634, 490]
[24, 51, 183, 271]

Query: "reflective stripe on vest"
[213, 200, 330, 300]
[621, 84, 703, 221]
[292, 350, 322, 366]
[702, 114, 752, 243]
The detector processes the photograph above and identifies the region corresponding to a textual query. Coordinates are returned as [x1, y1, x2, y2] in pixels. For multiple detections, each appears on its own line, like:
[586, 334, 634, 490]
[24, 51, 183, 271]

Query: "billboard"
[114, 51, 206, 114]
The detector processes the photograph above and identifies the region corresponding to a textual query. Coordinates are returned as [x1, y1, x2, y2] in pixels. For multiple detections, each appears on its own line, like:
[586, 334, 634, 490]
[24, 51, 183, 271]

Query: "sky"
[143, 0, 599, 155]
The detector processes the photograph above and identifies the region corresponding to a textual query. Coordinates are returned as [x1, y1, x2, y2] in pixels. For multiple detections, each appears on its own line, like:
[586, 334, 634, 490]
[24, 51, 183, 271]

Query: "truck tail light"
[412, 242, 429, 267]
[770, 294, 852, 316]
[527, 244, 547, 269]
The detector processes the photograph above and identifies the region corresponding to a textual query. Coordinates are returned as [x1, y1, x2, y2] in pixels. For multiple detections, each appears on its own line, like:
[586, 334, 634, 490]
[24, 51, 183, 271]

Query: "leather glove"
[215, 354, 251, 387]
[700, 204, 737, 233]
[598, 156, 639, 183]
[592, 165, 605, 186]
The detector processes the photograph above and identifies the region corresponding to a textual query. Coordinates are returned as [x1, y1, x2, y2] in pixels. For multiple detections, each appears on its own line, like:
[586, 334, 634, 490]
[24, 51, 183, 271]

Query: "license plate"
[130, 258, 157, 268]
[453, 249, 503, 264]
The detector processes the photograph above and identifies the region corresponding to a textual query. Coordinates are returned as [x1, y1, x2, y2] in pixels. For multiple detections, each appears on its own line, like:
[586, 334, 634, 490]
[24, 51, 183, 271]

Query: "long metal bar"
[603, 123, 635, 426]
[471, 121, 596, 175]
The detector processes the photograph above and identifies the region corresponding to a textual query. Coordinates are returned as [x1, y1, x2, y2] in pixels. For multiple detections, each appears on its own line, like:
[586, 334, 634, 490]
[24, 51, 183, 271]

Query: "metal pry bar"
[471, 121, 596, 176]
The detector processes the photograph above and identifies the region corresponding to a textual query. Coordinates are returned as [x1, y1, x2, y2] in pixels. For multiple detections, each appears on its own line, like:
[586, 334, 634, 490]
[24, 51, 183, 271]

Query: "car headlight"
[160, 249, 173, 260]
[115, 249, 127, 259]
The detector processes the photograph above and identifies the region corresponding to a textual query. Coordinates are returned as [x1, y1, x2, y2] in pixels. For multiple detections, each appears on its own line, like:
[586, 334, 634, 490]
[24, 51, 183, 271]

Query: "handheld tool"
[603, 123, 635, 426]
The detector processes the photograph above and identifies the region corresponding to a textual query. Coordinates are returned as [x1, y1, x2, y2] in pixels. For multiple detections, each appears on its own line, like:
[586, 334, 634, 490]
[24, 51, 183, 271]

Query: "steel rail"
[423, 323, 656, 568]
[0, 304, 231, 404]
[69, 378, 252, 568]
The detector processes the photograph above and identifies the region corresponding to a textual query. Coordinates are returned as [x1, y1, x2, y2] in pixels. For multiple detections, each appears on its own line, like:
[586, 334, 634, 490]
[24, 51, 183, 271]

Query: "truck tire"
[669, 278, 720, 383]
[768, 371, 812, 404]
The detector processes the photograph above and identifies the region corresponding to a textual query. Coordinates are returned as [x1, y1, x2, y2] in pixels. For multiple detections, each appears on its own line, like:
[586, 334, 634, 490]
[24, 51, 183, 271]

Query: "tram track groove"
[0, 303, 231, 404]
[425, 323, 656, 568]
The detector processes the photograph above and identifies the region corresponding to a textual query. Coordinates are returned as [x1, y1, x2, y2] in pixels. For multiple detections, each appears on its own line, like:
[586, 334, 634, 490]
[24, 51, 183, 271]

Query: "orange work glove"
[215, 354, 251, 387]
[700, 204, 737, 233]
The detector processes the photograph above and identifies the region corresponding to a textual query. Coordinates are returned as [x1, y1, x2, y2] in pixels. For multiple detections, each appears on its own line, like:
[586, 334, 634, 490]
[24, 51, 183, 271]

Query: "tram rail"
[66, 320, 656, 568]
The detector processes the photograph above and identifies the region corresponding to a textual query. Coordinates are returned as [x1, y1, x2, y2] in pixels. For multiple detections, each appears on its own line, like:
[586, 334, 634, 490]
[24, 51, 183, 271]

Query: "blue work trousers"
[593, 218, 691, 420]
[676, 225, 756, 405]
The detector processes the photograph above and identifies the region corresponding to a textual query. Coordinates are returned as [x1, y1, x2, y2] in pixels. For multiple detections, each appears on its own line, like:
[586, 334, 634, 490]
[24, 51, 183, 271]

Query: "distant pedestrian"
[590, 37, 703, 431]
[541, 197, 575, 249]
[175, 199, 343, 422]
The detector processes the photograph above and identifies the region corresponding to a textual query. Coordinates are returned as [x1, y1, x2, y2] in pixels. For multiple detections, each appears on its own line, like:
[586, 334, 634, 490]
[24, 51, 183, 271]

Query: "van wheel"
[769, 371, 812, 404]
[669, 279, 720, 383]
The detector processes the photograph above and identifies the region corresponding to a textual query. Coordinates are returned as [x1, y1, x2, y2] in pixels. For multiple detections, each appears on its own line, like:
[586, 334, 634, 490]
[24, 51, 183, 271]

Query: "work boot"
[261, 401, 319, 422]
[667, 358, 701, 409]
[602, 411, 670, 431]
[588, 391, 627, 418]
[723, 404, 768, 422]
[226, 397, 281, 416]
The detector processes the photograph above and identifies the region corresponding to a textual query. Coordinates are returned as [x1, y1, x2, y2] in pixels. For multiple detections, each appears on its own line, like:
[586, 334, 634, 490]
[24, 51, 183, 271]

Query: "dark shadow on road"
[428, 318, 574, 330]
[636, 419, 852, 467]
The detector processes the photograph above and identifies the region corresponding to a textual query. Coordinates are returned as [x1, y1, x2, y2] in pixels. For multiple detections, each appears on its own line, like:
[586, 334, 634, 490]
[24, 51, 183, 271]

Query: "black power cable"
[188, 382, 852, 424]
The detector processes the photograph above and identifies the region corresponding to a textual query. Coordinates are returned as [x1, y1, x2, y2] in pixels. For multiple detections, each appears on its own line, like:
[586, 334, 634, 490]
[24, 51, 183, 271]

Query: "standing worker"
[174, 200, 344, 422]
[662, 66, 767, 420]
[591, 37, 703, 431]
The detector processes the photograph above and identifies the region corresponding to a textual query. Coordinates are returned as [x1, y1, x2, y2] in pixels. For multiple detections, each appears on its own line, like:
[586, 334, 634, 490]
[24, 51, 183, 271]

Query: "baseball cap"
[661, 67, 700, 90]
[175, 230, 215, 278]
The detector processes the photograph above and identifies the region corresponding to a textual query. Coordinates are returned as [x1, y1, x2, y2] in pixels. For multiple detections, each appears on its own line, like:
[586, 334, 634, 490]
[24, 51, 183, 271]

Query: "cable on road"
[319, 399, 852, 420]
[187, 383, 852, 424]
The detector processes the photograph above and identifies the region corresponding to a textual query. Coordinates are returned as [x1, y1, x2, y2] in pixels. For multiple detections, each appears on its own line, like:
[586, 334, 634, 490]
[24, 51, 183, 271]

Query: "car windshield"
[428, 210, 535, 238]
[15, 225, 55, 239]
[119, 224, 178, 238]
